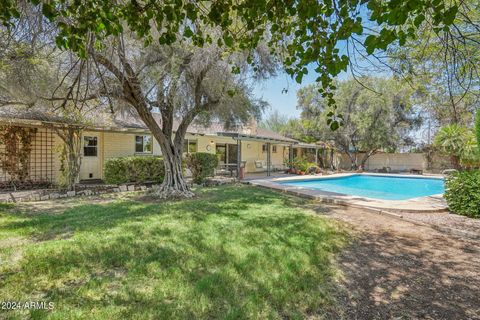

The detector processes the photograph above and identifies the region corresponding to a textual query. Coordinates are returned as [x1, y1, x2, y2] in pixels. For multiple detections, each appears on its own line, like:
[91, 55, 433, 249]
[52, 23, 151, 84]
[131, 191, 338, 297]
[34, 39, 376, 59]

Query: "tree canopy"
[388, 0, 479, 127]
[0, 0, 464, 128]
[289, 77, 422, 168]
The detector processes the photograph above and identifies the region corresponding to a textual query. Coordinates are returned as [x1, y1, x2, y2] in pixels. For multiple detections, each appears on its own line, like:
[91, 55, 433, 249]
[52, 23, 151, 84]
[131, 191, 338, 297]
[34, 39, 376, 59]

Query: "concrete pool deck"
[246, 173, 448, 213]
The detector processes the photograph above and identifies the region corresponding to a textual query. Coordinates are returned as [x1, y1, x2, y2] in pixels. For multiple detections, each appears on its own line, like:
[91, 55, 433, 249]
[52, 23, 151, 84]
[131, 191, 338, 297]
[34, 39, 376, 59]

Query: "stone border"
[0, 177, 237, 203]
[0, 184, 151, 203]
[245, 173, 448, 213]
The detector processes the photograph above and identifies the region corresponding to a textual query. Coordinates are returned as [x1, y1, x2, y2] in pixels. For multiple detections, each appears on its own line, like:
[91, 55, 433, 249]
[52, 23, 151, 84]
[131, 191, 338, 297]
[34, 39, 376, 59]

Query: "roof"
[0, 107, 299, 144]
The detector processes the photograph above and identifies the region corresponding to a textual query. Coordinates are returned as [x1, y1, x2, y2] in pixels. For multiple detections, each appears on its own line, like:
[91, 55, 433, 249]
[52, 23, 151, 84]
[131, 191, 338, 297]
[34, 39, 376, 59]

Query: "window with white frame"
[272, 145, 277, 153]
[83, 136, 98, 156]
[262, 144, 268, 153]
[135, 135, 153, 153]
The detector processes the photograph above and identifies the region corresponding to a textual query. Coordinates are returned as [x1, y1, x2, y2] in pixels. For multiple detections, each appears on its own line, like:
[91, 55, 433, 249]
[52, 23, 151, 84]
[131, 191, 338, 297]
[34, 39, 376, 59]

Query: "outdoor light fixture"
[247, 144, 251, 149]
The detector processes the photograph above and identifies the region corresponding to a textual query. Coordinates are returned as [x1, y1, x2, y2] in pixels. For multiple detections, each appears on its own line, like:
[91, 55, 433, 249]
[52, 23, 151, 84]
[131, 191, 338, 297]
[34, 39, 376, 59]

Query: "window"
[83, 136, 98, 157]
[135, 135, 153, 153]
[183, 139, 197, 154]
[262, 144, 268, 153]
[272, 145, 277, 153]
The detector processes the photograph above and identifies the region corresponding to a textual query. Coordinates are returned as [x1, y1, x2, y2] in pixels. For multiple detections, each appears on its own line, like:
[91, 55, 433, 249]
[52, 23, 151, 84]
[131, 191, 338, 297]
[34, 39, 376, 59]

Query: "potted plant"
[296, 158, 309, 175]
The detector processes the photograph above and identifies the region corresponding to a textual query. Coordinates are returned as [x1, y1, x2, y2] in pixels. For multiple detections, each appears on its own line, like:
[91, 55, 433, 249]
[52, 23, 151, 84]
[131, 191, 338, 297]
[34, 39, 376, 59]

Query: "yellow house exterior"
[0, 113, 320, 187]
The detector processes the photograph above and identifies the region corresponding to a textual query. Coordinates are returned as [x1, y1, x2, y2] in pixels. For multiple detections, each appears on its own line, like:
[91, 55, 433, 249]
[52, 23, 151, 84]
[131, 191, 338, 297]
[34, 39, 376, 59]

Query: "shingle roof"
[0, 107, 298, 143]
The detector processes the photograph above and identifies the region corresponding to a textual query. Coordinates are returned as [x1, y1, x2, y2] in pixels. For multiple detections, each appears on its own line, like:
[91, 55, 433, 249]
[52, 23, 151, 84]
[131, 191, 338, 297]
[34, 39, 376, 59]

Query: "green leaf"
[443, 5, 458, 25]
[223, 34, 234, 47]
[183, 27, 194, 38]
[295, 73, 303, 84]
[364, 35, 377, 55]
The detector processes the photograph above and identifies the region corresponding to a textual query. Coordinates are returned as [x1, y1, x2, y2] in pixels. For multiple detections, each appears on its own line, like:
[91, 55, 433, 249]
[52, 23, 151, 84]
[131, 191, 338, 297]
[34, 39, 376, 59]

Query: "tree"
[0, 24, 101, 191]
[388, 0, 480, 127]
[294, 77, 422, 169]
[1, 8, 270, 198]
[258, 110, 289, 134]
[90, 41, 267, 198]
[0, 0, 463, 129]
[434, 124, 478, 169]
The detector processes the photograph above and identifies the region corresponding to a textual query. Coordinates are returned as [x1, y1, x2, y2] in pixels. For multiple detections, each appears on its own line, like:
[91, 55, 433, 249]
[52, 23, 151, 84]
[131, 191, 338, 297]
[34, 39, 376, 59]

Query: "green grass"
[0, 185, 348, 319]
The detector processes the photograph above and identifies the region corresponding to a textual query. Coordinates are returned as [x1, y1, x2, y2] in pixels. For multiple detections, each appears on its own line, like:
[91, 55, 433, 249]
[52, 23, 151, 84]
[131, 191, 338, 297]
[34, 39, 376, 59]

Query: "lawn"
[0, 185, 348, 319]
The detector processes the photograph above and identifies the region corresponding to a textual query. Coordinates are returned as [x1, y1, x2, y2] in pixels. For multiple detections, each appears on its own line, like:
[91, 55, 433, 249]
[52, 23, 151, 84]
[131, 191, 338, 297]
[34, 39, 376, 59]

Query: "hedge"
[186, 152, 218, 184]
[104, 156, 165, 184]
[444, 170, 480, 218]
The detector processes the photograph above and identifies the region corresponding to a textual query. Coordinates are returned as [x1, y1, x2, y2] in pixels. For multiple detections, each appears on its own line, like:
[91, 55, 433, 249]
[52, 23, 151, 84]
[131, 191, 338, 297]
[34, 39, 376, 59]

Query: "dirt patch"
[322, 206, 480, 319]
[12, 192, 133, 215]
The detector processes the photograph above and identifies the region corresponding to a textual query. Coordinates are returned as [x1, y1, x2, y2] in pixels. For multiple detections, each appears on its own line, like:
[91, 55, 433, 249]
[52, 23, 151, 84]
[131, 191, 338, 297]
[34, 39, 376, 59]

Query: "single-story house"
[0, 109, 322, 188]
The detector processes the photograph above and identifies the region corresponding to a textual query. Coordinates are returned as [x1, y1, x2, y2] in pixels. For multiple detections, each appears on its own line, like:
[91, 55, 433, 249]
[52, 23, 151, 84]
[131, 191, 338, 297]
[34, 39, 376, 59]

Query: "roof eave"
[217, 132, 299, 144]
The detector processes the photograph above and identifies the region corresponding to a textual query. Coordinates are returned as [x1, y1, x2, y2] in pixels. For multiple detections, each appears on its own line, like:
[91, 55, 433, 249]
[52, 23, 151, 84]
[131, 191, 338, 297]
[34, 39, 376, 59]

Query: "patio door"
[80, 134, 101, 180]
[216, 144, 227, 166]
[216, 143, 238, 165]
[227, 144, 238, 164]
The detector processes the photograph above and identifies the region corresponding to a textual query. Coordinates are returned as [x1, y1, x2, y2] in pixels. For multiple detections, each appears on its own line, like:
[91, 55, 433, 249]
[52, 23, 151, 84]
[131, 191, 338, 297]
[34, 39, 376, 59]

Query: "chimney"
[246, 117, 257, 135]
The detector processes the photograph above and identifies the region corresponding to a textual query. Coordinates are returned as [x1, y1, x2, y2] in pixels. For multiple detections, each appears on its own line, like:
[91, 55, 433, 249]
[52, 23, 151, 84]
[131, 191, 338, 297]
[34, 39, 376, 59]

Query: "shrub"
[444, 170, 480, 218]
[295, 157, 310, 172]
[186, 152, 218, 184]
[104, 157, 165, 184]
[306, 163, 321, 174]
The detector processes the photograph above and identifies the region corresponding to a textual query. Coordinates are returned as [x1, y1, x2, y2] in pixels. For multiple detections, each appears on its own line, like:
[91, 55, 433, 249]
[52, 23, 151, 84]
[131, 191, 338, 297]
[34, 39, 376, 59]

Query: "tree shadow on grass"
[330, 229, 480, 319]
[0, 185, 348, 319]
[1, 185, 335, 241]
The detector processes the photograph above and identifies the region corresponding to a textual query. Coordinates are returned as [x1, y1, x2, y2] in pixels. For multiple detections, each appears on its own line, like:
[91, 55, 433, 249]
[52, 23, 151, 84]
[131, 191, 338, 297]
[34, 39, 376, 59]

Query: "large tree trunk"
[151, 140, 194, 199]
[359, 149, 377, 171]
[451, 154, 461, 170]
[346, 151, 358, 170]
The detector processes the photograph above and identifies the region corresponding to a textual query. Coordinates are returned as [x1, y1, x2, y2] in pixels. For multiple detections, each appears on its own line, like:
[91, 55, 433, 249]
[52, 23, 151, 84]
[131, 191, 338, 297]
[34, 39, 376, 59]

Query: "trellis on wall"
[0, 125, 54, 190]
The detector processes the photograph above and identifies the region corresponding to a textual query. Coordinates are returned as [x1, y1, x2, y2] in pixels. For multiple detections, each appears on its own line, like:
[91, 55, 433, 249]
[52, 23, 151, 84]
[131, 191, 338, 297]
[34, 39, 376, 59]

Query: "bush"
[104, 157, 165, 184]
[295, 156, 310, 172]
[186, 153, 218, 184]
[444, 170, 480, 218]
[306, 163, 321, 174]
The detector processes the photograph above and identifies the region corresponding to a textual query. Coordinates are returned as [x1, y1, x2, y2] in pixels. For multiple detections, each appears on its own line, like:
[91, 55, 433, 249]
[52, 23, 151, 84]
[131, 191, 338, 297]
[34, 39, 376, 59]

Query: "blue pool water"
[280, 175, 445, 200]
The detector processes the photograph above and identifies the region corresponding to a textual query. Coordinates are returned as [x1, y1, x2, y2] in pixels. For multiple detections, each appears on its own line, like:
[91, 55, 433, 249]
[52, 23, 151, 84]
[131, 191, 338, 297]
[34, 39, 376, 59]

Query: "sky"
[252, 73, 308, 119]
[253, 69, 349, 119]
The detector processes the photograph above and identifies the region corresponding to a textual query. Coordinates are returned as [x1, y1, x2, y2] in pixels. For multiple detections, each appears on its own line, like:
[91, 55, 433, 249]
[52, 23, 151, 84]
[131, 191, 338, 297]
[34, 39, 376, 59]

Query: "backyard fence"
[338, 152, 453, 173]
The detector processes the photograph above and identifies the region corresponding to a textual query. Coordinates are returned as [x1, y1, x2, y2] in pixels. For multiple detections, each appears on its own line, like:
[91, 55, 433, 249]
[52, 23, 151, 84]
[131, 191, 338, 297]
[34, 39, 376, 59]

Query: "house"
[0, 109, 321, 188]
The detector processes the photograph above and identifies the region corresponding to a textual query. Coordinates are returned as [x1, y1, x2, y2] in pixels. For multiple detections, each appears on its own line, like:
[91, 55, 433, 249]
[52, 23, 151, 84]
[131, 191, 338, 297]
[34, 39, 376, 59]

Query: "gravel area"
[400, 211, 480, 235]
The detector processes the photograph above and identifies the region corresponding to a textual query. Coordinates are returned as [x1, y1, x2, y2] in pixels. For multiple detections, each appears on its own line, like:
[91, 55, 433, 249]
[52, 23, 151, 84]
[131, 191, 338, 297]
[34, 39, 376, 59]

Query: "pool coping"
[246, 173, 448, 213]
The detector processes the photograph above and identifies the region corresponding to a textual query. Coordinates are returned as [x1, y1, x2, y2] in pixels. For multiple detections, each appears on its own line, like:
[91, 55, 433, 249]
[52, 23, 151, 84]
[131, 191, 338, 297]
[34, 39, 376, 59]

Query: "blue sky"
[253, 69, 349, 119]
[253, 73, 306, 119]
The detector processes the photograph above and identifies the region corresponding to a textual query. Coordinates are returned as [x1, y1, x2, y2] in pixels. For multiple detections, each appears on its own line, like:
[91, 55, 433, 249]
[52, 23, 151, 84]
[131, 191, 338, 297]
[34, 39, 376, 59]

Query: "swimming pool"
[279, 174, 445, 200]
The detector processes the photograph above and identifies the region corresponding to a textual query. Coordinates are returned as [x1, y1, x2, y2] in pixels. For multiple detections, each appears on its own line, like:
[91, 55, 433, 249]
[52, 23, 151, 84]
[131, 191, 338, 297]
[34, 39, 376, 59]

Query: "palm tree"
[434, 124, 468, 169]
[460, 131, 479, 169]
